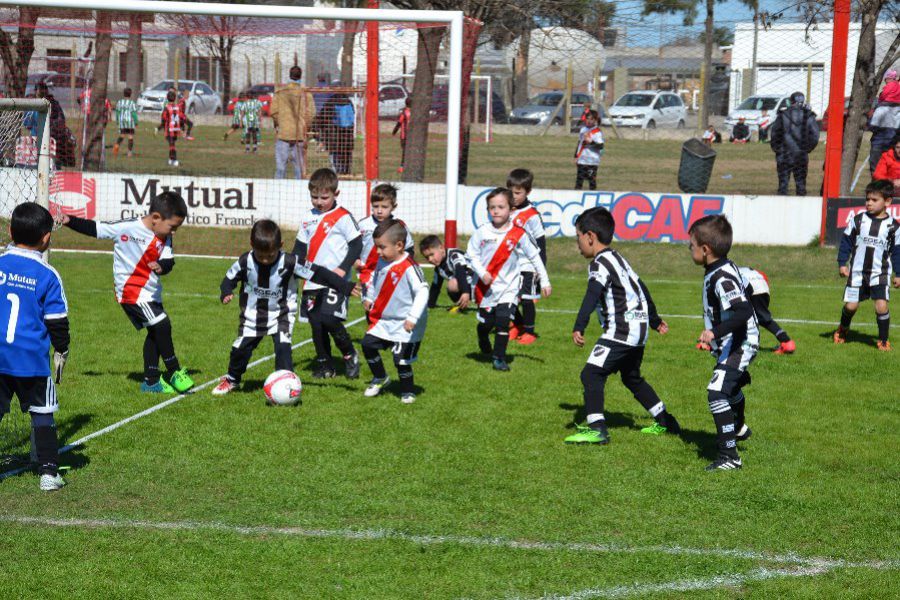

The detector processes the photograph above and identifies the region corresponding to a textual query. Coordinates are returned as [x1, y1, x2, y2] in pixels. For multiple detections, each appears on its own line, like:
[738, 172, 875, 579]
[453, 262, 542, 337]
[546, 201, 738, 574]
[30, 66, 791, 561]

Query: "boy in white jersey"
[507, 168, 546, 344]
[565, 207, 679, 445]
[834, 179, 900, 351]
[575, 109, 604, 190]
[361, 220, 429, 404]
[213, 220, 356, 395]
[62, 191, 194, 394]
[689, 215, 759, 471]
[356, 183, 415, 297]
[112, 87, 138, 158]
[466, 188, 551, 371]
[292, 168, 363, 379]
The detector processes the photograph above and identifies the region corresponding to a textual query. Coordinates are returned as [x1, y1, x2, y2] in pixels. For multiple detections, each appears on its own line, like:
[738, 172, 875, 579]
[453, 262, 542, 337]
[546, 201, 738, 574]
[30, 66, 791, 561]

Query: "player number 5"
[4, 292, 20, 344]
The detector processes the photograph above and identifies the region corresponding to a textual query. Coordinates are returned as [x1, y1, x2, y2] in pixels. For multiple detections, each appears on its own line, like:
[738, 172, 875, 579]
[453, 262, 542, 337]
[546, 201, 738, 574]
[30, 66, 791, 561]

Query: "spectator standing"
[769, 92, 820, 196]
[270, 66, 316, 179]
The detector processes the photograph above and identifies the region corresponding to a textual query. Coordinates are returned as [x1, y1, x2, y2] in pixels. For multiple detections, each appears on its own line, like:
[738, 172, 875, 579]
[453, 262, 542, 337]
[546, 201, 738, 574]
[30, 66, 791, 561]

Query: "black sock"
[764, 320, 790, 342]
[32, 425, 59, 476]
[148, 320, 180, 379]
[877, 312, 890, 343]
[143, 334, 160, 384]
[521, 300, 536, 334]
[362, 344, 387, 379]
[711, 409, 739, 460]
[310, 319, 332, 361]
[731, 392, 746, 433]
[397, 364, 414, 394]
[115, 136, 123, 146]
[512, 304, 523, 328]
[493, 329, 510, 361]
[477, 323, 492, 354]
[840, 307, 854, 329]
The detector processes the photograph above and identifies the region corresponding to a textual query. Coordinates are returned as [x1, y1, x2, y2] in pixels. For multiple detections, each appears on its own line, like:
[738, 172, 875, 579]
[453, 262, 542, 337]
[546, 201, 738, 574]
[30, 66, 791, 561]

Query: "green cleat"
[640, 423, 669, 435]
[169, 368, 194, 393]
[564, 423, 609, 445]
[141, 380, 175, 394]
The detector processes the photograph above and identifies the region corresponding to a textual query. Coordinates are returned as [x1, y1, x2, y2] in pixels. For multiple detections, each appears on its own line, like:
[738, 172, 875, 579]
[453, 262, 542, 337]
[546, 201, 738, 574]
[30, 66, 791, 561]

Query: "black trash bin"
[678, 138, 717, 194]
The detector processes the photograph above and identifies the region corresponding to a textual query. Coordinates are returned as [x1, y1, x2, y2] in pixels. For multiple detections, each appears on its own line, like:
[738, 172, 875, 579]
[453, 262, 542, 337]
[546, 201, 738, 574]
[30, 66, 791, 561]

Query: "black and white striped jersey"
[703, 259, 759, 370]
[434, 248, 470, 284]
[221, 251, 302, 339]
[574, 248, 660, 347]
[838, 212, 900, 287]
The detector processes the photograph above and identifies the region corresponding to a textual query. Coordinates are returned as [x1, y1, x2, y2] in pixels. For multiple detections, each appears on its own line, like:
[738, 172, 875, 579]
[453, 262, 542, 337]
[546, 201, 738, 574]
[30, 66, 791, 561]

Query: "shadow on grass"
[1, 412, 93, 478]
[125, 368, 203, 384]
[558, 403, 640, 431]
[817, 328, 880, 347]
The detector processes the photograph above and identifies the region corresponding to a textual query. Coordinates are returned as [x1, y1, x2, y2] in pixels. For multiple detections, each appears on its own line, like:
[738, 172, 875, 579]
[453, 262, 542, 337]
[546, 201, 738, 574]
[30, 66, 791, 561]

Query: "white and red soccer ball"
[263, 370, 302, 406]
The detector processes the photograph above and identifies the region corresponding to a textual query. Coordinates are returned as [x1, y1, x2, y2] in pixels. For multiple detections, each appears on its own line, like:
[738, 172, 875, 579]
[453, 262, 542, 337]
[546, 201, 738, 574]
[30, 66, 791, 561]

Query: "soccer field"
[0, 240, 897, 599]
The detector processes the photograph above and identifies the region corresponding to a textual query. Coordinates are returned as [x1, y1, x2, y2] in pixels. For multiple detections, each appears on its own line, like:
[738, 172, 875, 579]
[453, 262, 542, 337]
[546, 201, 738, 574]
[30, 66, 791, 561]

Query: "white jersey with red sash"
[466, 222, 549, 308]
[576, 125, 604, 166]
[365, 253, 429, 343]
[512, 202, 546, 274]
[296, 204, 360, 291]
[96, 219, 173, 304]
[357, 215, 415, 285]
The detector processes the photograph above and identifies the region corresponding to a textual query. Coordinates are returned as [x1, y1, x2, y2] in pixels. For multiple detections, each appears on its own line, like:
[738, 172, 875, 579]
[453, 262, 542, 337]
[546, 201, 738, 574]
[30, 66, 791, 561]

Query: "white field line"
[0, 514, 897, 575]
[0, 316, 367, 481]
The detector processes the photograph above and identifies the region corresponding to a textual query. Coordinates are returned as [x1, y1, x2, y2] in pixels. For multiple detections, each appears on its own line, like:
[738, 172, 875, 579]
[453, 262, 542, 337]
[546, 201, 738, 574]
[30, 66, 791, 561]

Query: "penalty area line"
[0, 316, 367, 482]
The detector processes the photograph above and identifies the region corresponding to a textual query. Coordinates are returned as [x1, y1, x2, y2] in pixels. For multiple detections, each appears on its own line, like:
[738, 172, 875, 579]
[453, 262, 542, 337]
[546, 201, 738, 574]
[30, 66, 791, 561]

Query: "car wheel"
[677, 119, 685, 129]
[646, 120, 656, 129]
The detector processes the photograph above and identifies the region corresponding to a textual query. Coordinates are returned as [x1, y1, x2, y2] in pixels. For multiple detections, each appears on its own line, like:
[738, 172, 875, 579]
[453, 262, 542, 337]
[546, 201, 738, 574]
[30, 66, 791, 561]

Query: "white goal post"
[0, 98, 52, 211]
[4, 0, 466, 244]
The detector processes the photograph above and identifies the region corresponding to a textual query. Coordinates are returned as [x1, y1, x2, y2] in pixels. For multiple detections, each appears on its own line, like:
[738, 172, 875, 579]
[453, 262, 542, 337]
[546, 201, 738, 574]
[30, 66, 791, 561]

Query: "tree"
[83, 11, 112, 171]
[0, 7, 40, 98]
[125, 14, 143, 96]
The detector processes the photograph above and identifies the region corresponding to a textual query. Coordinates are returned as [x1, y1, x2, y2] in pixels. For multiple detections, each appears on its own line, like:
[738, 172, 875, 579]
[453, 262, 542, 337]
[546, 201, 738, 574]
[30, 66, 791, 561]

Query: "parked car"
[509, 92, 593, 126]
[724, 94, 790, 133]
[227, 83, 274, 116]
[607, 90, 687, 129]
[378, 83, 409, 118]
[428, 83, 508, 124]
[137, 80, 222, 114]
[24, 72, 88, 107]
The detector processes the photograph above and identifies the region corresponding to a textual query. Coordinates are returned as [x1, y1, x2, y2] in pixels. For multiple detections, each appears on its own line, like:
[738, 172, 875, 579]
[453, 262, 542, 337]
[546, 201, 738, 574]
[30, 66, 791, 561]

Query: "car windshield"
[615, 94, 653, 107]
[528, 94, 563, 106]
[251, 85, 273, 94]
[737, 97, 780, 111]
[150, 81, 193, 92]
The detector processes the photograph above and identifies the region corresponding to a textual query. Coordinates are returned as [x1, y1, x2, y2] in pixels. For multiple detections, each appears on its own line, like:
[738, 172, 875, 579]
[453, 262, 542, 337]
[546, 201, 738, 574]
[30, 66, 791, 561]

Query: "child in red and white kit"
[156, 90, 186, 167]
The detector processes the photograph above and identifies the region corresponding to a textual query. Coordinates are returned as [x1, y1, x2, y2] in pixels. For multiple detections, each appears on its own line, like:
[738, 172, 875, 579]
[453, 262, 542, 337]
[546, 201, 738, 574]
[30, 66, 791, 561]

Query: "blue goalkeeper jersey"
[0, 246, 68, 377]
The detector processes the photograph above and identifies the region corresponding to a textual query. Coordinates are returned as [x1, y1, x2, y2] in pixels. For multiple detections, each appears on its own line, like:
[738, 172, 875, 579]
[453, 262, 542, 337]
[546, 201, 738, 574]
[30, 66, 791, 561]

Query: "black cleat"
[663, 414, 682, 435]
[344, 353, 360, 379]
[705, 457, 743, 471]
[736, 424, 752, 442]
[492, 359, 510, 371]
[312, 361, 336, 379]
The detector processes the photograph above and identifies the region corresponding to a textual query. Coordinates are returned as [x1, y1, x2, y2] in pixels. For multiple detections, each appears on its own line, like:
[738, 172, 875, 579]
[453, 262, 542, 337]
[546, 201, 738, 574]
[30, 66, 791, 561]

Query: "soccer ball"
[263, 370, 302, 406]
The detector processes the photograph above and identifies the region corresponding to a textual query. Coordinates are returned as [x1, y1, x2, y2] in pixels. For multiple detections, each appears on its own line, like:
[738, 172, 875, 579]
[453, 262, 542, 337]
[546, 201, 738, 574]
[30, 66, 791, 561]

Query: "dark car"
[428, 83, 508, 124]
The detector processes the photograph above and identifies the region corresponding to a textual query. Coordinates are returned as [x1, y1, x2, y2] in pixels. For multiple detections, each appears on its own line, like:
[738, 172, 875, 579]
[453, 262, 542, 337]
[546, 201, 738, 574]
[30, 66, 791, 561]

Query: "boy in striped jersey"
[156, 90, 185, 167]
[508, 168, 546, 344]
[420, 235, 473, 311]
[242, 92, 263, 154]
[212, 220, 357, 395]
[361, 220, 429, 404]
[834, 179, 900, 351]
[61, 192, 194, 394]
[689, 215, 758, 471]
[565, 207, 679, 446]
[224, 91, 246, 142]
[112, 87, 138, 158]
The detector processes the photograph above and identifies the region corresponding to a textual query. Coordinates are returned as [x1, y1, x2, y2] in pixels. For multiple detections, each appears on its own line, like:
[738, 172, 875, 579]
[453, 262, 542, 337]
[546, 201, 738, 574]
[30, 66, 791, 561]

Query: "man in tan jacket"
[270, 65, 316, 179]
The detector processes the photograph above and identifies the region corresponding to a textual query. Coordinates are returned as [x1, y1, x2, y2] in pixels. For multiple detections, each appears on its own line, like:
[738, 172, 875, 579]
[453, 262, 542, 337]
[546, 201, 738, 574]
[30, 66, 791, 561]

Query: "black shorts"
[119, 128, 135, 135]
[0, 375, 58, 415]
[584, 338, 644, 375]
[165, 134, 179, 144]
[843, 283, 889, 303]
[477, 303, 515, 326]
[707, 364, 752, 400]
[518, 271, 541, 300]
[362, 333, 421, 365]
[121, 301, 168, 330]
[300, 288, 349, 322]
[245, 127, 260, 134]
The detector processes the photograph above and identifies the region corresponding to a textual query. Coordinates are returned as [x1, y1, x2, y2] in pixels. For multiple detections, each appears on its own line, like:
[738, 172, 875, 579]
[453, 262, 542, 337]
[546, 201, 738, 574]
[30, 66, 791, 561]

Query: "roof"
[602, 56, 703, 73]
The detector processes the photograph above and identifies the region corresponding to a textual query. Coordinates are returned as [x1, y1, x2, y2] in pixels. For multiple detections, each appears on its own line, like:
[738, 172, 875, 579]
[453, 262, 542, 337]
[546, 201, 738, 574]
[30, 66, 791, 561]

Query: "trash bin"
[678, 138, 717, 194]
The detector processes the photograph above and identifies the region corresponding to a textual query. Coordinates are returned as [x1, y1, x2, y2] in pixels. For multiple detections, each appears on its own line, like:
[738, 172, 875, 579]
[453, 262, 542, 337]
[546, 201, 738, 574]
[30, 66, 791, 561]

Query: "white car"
[724, 94, 791, 133]
[607, 91, 687, 129]
[378, 83, 409, 118]
[137, 79, 222, 114]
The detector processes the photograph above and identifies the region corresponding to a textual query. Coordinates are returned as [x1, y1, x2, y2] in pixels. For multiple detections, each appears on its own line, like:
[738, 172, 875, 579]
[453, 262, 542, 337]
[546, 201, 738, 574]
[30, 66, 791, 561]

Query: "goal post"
[3, 0, 467, 249]
[0, 98, 53, 234]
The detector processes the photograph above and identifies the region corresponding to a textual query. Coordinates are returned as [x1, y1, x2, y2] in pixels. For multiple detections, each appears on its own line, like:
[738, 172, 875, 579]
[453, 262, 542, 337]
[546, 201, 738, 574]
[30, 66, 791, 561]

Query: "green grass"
[0, 239, 897, 599]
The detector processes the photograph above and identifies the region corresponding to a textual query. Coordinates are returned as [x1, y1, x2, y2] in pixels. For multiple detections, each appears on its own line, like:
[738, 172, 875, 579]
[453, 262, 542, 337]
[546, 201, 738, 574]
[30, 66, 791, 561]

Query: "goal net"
[0, 2, 476, 257]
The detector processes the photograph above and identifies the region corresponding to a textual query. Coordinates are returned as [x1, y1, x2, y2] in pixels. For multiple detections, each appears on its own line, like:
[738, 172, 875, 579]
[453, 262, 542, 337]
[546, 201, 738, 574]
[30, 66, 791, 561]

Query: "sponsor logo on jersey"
[624, 309, 648, 321]
[0, 271, 6, 285]
[0, 270, 37, 289]
[251, 286, 283, 300]
[861, 235, 888, 249]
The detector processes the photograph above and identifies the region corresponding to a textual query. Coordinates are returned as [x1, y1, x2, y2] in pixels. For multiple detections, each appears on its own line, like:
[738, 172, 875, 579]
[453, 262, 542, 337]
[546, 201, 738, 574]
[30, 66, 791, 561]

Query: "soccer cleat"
[508, 325, 520, 341]
[141, 380, 175, 394]
[516, 332, 538, 345]
[112, 143, 120, 157]
[773, 340, 796, 355]
[833, 327, 848, 344]
[245, 147, 251, 153]
[167, 159, 173, 166]
[736, 424, 753, 441]
[696, 341, 711, 351]
[127, 151, 134, 158]
[397, 166, 404, 174]
[877, 340, 892, 352]
[172, 160, 180, 167]
[39, 473, 66, 492]
[212, 377, 238, 396]
[364, 376, 390, 397]
[169, 368, 194, 393]
[344, 353, 360, 379]
[705, 457, 743, 471]
[564, 423, 609, 445]
[492, 359, 510, 371]
[312, 362, 336, 379]
[222, 132, 229, 141]
[185, 135, 194, 141]
[640, 423, 669, 435]
[400, 393, 416, 404]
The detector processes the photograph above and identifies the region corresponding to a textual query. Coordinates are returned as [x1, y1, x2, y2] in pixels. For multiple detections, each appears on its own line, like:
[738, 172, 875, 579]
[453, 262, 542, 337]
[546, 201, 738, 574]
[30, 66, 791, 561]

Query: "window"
[118, 51, 144, 84]
[199, 83, 214, 95]
[193, 57, 212, 85]
[379, 86, 405, 101]
[47, 49, 72, 76]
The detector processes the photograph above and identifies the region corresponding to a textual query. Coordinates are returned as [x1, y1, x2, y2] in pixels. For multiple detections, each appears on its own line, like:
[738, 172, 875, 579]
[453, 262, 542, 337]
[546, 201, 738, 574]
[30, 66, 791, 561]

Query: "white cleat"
[172, 160, 179, 167]
[364, 376, 390, 397]
[400, 393, 416, 405]
[39, 473, 66, 492]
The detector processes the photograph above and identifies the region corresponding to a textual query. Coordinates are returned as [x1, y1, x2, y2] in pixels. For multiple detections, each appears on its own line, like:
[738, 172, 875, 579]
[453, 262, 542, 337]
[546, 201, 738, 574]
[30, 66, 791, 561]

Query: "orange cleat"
[877, 340, 892, 352]
[695, 341, 711, 351]
[517, 332, 538, 345]
[833, 327, 848, 344]
[507, 325, 520, 340]
[773, 340, 796, 355]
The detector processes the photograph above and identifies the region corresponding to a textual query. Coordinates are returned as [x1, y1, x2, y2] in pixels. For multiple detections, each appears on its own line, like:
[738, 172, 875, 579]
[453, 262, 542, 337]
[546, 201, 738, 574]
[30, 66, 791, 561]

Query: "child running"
[466, 187, 550, 371]
[112, 87, 138, 158]
[224, 91, 246, 142]
[156, 90, 186, 167]
[242, 92, 263, 154]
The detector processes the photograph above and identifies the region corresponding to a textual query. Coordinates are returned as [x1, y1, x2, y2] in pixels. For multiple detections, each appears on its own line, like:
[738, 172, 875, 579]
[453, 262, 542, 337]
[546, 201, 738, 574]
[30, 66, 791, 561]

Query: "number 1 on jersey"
[5, 292, 20, 343]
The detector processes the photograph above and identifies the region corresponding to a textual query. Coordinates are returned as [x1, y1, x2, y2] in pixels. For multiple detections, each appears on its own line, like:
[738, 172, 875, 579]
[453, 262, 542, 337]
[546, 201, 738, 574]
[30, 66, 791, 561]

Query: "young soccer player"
[178, 89, 195, 141]
[0, 203, 69, 491]
[62, 191, 194, 394]
[689, 214, 759, 471]
[213, 220, 357, 394]
[361, 219, 429, 404]
[242, 92, 263, 154]
[420, 235, 473, 311]
[156, 90, 185, 167]
[292, 168, 362, 379]
[834, 179, 900, 351]
[224, 91, 246, 142]
[565, 206, 679, 445]
[357, 183, 414, 292]
[392, 97, 411, 174]
[575, 109, 604, 190]
[112, 87, 138, 158]
[466, 187, 551, 371]
[739, 266, 795, 354]
[508, 168, 546, 344]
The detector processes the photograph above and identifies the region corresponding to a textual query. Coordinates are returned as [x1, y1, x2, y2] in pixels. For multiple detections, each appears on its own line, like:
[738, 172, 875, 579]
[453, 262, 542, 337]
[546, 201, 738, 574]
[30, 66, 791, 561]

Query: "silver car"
[137, 80, 222, 114]
[509, 92, 594, 126]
